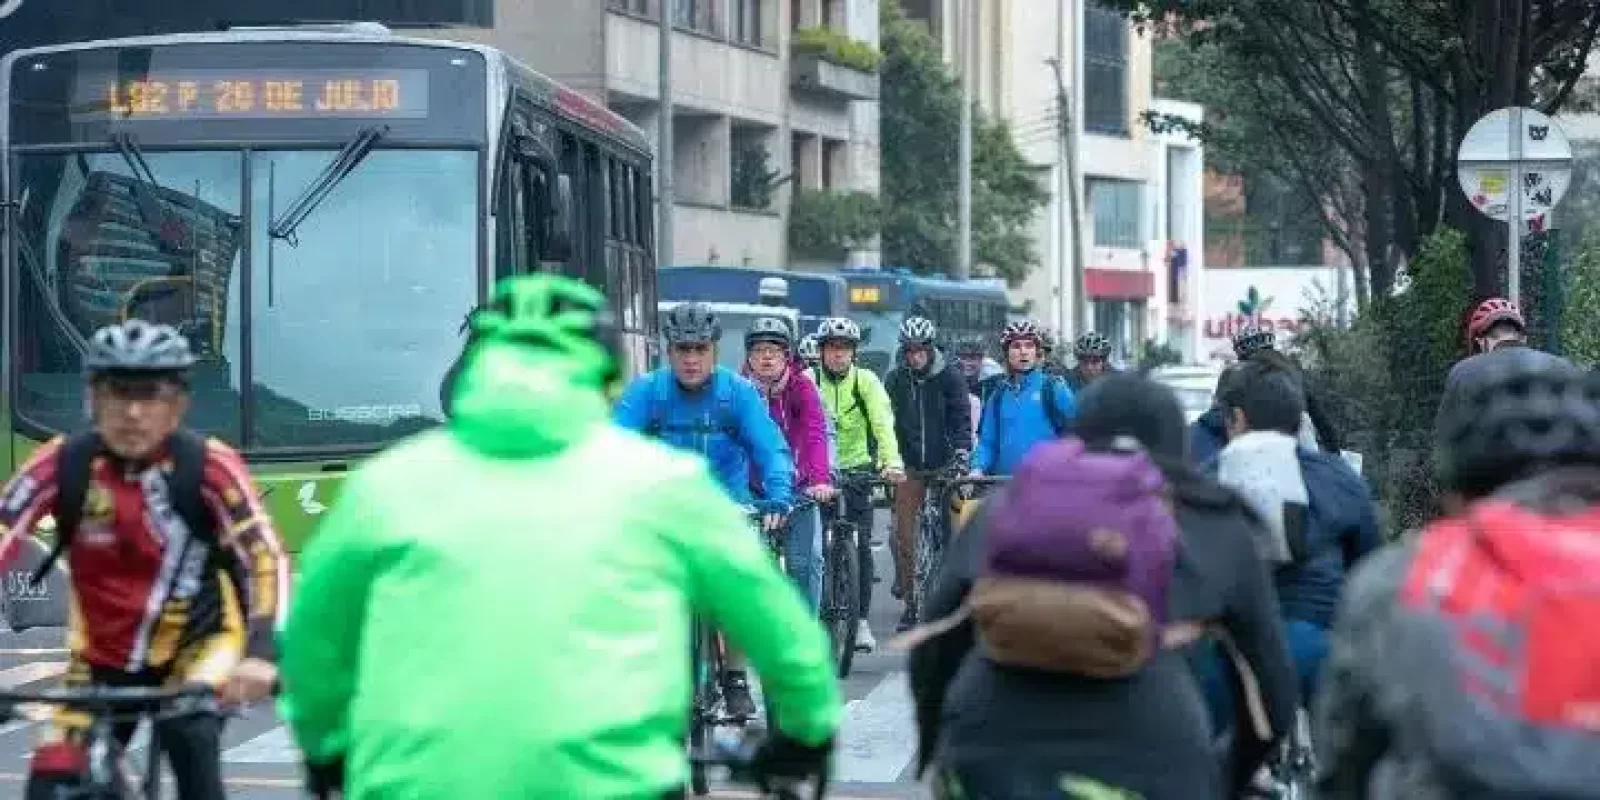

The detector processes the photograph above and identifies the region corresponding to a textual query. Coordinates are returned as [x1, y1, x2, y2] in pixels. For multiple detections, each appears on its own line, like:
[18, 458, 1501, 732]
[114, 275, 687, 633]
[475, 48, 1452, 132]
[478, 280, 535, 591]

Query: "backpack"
[34, 430, 216, 588]
[1387, 499, 1600, 798]
[641, 370, 741, 445]
[809, 367, 878, 463]
[974, 437, 1178, 676]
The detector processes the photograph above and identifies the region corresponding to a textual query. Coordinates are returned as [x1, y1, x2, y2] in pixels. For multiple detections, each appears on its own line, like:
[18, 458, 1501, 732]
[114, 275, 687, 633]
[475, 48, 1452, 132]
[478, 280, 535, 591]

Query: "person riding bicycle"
[810, 316, 905, 653]
[0, 320, 287, 800]
[279, 275, 840, 800]
[972, 320, 1077, 477]
[1442, 297, 1574, 404]
[884, 316, 972, 631]
[742, 315, 835, 612]
[1317, 351, 1600, 799]
[614, 302, 796, 718]
[1064, 331, 1117, 393]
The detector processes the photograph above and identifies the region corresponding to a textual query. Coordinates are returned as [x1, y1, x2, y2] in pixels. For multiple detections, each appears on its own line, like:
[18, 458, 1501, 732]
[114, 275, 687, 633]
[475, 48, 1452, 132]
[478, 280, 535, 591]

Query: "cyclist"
[798, 333, 822, 372]
[884, 316, 972, 631]
[1230, 323, 1343, 455]
[1443, 297, 1573, 403]
[972, 320, 1077, 478]
[742, 316, 834, 611]
[279, 275, 839, 799]
[0, 320, 286, 800]
[613, 302, 795, 718]
[1063, 331, 1115, 392]
[810, 317, 905, 652]
[1317, 352, 1599, 799]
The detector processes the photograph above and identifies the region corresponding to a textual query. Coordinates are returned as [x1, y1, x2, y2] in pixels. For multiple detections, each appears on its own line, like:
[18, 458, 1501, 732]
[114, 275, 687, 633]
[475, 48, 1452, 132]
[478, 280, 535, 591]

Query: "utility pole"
[657, 0, 675, 272]
[1047, 53, 1085, 336]
[955, 0, 974, 280]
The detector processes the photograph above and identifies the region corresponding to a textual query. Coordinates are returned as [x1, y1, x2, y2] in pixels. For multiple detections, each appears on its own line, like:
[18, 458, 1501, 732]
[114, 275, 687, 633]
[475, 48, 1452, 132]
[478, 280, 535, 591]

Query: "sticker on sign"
[1456, 106, 1573, 223]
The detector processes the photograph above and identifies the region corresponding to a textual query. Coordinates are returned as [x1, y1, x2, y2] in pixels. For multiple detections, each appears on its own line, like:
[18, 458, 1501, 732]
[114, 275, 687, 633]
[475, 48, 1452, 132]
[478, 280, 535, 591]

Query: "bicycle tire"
[688, 619, 716, 797]
[911, 503, 944, 623]
[828, 522, 862, 678]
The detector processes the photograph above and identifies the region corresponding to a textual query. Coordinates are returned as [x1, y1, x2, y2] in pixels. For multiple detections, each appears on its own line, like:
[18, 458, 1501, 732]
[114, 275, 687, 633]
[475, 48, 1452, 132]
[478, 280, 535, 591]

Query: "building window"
[607, 0, 654, 16]
[1089, 178, 1142, 249]
[675, 0, 720, 35]
[732, 0, 763, 46]
[822, 139, 847, 189]
[1083, 2, 1128, 136]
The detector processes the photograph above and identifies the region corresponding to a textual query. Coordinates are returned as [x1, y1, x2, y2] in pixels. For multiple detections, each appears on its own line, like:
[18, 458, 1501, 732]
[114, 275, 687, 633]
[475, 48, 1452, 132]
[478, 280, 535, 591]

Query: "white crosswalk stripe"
[0, 660, 923, 784]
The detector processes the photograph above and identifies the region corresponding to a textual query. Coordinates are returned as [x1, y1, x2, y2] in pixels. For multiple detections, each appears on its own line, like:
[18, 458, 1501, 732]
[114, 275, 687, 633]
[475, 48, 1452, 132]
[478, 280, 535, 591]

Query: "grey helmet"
[899, 316, 937, 346]
[662, 302, 721, 345]
[1074, 331, 1111, 358]
[815, 316, 861, 344]
[745, 316, 793, 350]
[797, 334, 821, 363]
[86, 320, 196, 374]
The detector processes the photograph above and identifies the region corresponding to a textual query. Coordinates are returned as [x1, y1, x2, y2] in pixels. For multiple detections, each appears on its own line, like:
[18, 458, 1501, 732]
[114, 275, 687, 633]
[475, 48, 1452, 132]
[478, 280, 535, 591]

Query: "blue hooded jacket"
[614, 366, 795, 507]
[1190, 407, 1228, 466]
[973, 369, 1077, 476]
[1273, 449, 1381, 627]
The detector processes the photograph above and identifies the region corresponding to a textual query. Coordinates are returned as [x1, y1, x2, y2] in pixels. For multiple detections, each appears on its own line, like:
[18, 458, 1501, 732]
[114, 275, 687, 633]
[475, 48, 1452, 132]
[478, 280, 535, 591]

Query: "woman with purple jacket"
[743, 316, 836, 611]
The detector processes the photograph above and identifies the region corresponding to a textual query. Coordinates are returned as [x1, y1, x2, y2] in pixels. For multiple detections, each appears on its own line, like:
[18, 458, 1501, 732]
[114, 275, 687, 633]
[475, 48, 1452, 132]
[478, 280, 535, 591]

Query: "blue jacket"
[1272, 450, 1381, 628]
[1190, 407, 1228, 466]
[973, 369, 1077, 476]
[614, 367, 795, 507]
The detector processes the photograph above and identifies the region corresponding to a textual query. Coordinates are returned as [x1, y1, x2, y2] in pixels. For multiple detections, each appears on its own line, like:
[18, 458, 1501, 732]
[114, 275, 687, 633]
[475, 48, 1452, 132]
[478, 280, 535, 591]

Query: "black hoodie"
[886, 347, 974, 472]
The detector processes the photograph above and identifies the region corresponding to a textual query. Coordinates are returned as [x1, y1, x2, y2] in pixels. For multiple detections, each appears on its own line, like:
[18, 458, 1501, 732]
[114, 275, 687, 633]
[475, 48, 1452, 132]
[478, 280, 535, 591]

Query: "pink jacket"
[743, 358, 832, 488]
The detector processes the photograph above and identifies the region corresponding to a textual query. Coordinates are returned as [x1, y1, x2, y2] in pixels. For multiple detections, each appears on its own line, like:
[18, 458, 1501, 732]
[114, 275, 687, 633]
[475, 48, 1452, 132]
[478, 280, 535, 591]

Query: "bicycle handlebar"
[0, 684, 217, 715]
[927, 476, 1010, 488]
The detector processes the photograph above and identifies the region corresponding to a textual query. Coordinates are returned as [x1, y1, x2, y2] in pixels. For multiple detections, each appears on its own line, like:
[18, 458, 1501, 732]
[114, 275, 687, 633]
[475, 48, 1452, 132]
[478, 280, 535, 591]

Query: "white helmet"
[899, 316, 937, 345]
[815, 317, 861, 344]
[798, 333, 821, 362]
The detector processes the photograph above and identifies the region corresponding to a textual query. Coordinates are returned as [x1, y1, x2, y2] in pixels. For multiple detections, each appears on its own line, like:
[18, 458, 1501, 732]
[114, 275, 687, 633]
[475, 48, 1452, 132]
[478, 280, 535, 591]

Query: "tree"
[1123, 0, 1600, 301]
[879, 0, 1049, 283]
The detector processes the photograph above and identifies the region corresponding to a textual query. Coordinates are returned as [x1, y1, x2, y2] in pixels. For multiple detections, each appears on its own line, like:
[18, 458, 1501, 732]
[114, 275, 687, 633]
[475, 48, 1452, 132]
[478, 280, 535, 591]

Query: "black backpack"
[33, 430, 215, 587]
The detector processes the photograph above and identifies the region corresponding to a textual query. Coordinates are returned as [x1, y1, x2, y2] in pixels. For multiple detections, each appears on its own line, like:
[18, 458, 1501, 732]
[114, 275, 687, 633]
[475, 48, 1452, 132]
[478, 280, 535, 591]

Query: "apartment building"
[437, 0, 881, 269]
[901, 0, 1195, 360]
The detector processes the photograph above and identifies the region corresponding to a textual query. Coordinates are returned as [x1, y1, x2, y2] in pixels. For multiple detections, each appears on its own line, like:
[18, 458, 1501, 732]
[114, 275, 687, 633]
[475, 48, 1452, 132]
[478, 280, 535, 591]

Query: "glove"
[754, 498, 791, 517]
[948, 449, 971, 475]
[753, 731, 833, 787]
[303, 758, 346, 799]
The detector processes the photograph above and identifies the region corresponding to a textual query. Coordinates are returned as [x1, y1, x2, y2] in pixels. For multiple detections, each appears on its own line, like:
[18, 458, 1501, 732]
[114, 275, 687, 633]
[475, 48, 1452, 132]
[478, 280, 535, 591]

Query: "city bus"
[1, 25, 658, 550]
[838, 268, 1009, 375]
[657, 265, 847, 338]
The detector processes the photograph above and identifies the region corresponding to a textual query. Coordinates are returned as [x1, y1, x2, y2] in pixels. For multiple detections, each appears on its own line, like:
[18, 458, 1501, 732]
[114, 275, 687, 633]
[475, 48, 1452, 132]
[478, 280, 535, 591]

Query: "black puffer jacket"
[886, 347, 973, 472]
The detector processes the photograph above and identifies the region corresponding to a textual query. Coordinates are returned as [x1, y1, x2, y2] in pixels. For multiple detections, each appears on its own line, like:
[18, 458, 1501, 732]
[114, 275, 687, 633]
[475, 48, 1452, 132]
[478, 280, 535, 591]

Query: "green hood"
[448, 340, 608, 458]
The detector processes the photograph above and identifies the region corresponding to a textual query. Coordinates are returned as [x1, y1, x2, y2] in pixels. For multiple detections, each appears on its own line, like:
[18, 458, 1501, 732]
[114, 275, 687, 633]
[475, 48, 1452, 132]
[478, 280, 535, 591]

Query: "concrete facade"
[438, 0, 881, 270]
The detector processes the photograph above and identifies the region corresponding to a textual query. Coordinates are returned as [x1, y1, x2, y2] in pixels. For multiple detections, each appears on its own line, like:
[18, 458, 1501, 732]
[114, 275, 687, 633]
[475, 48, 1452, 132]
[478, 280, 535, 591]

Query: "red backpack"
[1389, 500, 1600, 798]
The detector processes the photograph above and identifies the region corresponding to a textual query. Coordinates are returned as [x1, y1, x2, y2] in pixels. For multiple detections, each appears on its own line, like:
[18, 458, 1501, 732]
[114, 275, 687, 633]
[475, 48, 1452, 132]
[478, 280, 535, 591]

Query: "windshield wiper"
[111, 132, 186, 251]
[268, 124, 388, 245]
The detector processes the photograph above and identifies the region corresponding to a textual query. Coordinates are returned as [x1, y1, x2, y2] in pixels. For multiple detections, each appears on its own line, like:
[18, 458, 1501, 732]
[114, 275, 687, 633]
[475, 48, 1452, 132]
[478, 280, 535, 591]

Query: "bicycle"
[689, 728, 828, 800]
[688, 502, 804, 796]
[822, 474, 892, 677]
[0, 684, 217, 800]
[910, 475, 1008, 624]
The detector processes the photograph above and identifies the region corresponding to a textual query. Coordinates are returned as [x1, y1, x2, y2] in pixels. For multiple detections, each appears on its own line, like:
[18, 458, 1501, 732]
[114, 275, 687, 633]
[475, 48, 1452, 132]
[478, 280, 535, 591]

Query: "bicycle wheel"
[688, 619, 716, 796]
[826, 522, 862, 678]
[911, 505, 944, 622]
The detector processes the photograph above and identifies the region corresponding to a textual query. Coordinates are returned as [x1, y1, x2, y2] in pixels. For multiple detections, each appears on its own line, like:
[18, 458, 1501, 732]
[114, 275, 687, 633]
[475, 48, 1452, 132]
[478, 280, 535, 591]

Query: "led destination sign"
[79, 69, 430, 121]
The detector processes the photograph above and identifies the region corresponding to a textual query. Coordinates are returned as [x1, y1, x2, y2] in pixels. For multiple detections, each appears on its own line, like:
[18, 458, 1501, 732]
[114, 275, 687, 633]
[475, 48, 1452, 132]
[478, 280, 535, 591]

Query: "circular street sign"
[1456, 107, 1573, 222]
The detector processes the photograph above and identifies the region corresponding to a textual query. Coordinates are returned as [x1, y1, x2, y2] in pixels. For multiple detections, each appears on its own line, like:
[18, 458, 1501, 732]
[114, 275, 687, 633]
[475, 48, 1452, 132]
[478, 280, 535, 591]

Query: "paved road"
[0, 523, 925, 798]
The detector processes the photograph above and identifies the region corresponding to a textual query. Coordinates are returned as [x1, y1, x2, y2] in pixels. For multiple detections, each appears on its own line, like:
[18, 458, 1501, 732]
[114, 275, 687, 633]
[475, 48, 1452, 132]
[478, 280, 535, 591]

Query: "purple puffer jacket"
[743, 358, 832, 489]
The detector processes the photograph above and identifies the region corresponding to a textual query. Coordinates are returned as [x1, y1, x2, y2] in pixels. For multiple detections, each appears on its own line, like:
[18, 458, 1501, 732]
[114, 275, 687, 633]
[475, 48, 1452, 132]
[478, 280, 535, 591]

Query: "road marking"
[0, 661, 65, 689]
[0, 649, 68, 657]
[834, 670, 915, 784]
[223, 726, 299, 763]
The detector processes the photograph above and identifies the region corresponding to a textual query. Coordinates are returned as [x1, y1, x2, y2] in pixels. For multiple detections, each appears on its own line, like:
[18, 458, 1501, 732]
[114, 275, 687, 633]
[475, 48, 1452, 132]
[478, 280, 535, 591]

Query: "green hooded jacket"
[278, 341, 842, 799]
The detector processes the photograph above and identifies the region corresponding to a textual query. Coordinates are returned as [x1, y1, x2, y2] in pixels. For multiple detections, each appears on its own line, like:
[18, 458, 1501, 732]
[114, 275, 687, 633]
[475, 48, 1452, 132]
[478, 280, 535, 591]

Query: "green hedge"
[792, 26, 884, 73]
[789, 189, 881, 257]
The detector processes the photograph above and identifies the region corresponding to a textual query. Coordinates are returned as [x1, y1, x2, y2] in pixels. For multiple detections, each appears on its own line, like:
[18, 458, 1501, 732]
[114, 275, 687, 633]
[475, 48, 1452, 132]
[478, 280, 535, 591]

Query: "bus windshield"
[12, 147, 477, 450]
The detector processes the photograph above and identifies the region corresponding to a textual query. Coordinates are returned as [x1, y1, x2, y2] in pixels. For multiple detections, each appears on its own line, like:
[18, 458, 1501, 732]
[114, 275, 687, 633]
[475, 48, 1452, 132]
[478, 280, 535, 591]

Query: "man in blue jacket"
[614, 301, 795, 718]
[971, 320, 1077, 477]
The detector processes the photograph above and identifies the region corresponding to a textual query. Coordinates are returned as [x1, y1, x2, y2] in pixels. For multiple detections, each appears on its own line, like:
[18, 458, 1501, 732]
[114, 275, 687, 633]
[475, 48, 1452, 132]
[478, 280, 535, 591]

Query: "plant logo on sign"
[1237, 285, 1274, 319]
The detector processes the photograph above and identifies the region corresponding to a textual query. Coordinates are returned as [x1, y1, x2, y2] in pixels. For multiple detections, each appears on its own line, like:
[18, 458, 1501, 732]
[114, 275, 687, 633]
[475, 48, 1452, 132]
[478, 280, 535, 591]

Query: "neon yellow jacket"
[811, 365, 902, 472]
[279, 341, 841, 799]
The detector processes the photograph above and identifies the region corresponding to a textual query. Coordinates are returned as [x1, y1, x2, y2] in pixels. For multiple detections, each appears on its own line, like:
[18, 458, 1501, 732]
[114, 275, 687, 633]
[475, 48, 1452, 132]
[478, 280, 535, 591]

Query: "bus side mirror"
[545, 172, 575, 262]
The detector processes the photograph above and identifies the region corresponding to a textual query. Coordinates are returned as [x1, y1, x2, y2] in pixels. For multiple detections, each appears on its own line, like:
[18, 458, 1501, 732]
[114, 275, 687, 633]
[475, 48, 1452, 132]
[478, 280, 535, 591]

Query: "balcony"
[789, 27, 880, 101]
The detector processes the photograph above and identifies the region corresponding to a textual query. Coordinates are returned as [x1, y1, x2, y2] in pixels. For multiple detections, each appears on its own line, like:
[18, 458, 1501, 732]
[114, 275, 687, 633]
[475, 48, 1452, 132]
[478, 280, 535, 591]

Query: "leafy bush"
[788, 189, 881, 257]
[731, 143, 779, 210]
[1560, 233, 1600, 367]
[792, 26, 884, 73]
[1298, 228, 1471, 537]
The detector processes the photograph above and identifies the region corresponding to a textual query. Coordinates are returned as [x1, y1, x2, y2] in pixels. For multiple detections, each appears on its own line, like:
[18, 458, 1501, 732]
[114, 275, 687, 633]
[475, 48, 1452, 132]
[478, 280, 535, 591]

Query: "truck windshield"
[13, 147, 478, 450]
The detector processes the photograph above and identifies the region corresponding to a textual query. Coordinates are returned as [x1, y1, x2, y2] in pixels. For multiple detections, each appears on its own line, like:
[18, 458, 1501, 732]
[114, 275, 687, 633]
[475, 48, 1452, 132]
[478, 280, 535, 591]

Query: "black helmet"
[953, 336, 985, 357]
[86, 320, 196, 375]
[745, 316, 793, 350]
[1435, 354, 1600, 498]
[1232, 323, 1276, 359]
[1075, 331, 1111, 358]
[662, 303, 721, 346]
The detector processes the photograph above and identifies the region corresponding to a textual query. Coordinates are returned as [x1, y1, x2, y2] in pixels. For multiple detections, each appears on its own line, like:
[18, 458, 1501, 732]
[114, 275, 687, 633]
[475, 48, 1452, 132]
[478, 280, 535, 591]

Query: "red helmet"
[1467, 297, 1524, 341]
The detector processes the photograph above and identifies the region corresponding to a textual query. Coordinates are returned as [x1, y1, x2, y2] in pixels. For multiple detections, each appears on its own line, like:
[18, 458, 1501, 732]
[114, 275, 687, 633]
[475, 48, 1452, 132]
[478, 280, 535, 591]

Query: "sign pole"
[1508, 107, 1523, 305]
